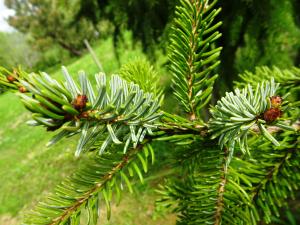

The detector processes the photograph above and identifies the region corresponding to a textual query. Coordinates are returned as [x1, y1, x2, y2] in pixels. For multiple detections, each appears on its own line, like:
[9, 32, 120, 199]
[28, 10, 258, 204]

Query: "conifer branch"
[236, 66, 300, 92]
[1, 67, 162, 156]
[119, 58, 163, 99]
[0, 67, 28, 92]
[25, 140, 155, 225]
[169, 0, 222, 120]
[214, 148, 228, 225]
[156, 144, 255, 224]
[228, 131, 300, 224]
[251, 148, 295, 201]
[1, 1, 299, 224]
[209, 79, 295, 160]
[249, 137, 300, 223]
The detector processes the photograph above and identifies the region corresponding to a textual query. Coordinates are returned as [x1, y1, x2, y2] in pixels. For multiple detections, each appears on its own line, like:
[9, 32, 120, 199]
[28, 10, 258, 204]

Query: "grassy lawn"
[0, 36, 174, 224]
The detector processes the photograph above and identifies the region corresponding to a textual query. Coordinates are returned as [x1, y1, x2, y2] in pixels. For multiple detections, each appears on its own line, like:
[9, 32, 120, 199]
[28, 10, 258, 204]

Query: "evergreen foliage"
[74, 0, 177, 55]
[0, 32, 39, 69]
[6, 0, 300, 78]
[72, 0, 300, 88]
[168, 0, 222, 119]
[1, 67, 161, 156]
[158, 131, 300, 224]
[237, 66, 300, 94]
[210, 79, 293, 157]
[119, 58, 163, 98]
[0, 0, 299, 224]
[220, 0, 300, 83]
[5, 0, 96, 56]
[24, 144, 154, 225]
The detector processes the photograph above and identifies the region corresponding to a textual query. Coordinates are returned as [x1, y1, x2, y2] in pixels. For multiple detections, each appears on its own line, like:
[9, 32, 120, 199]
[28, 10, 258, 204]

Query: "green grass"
[0, 35, 174, 224]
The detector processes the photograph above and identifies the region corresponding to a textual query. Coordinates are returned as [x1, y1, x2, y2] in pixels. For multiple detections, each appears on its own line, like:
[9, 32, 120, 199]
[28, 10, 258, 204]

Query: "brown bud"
[80, 111, 89, 118]
[264, 108, 282, 123]
[73, 95, 88, 110]
[18, 86, 27, 93]
[270, 96, 282, 108]
[7, 75, 16, 83]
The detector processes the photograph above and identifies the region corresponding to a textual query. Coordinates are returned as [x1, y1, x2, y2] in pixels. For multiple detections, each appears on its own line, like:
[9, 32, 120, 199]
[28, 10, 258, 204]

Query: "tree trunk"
[48, 32, 82, 56]
[57, 40, 82, 57]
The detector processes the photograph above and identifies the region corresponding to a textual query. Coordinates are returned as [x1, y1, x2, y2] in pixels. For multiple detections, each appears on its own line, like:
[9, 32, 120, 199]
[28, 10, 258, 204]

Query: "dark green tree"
[5, 0, 96, 56]
[7, 0, 300, 83]
[219, 0, 300, 87]
[75, 0, 300, 90]
[74, 0, 177, 56]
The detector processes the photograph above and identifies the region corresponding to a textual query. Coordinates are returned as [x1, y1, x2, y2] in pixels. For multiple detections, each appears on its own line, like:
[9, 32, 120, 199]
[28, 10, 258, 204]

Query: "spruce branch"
[10, 67, 161, 156]
[214, 147, 228, 225]
[236, 67, 300, 122]
[24, 141, 155, 225]
[236, 66, 300, 92]
[156, 144, 255, 225]
[169, 0, 222, 120]
[157, 111, 298, 146]
[154, 112, 208, 145]
[230, 131, 300, 224]
[0, 67, 29, 92]
[119, 58, 163, 99]
[209, 79, 295, 160]
[1, 1, 300, 223]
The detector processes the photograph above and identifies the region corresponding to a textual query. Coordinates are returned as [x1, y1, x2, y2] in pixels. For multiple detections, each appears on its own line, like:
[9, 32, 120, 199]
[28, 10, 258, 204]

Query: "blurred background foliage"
[0, 31, 39, 69]
[0, 0, 300, 224]
[4, 0, 300, 88]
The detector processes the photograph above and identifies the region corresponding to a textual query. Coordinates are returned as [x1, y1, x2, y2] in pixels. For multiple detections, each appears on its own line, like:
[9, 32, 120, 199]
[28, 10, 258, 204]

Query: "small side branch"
[214, 148, 229, 225]
[49, 140, 151, 225]
[251, 148, 297, 202]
